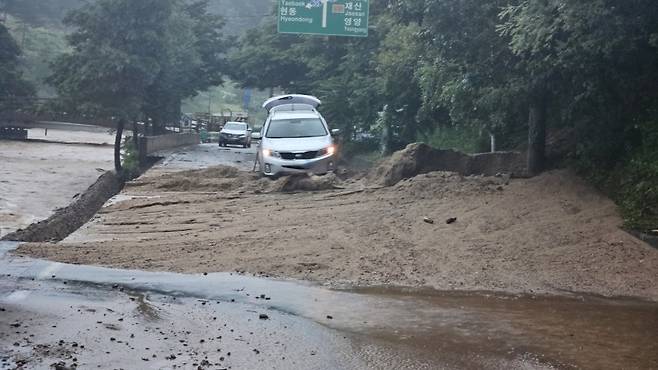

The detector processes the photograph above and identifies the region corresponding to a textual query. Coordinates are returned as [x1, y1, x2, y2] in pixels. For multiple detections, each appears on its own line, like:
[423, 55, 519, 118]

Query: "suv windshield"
[266, 118, 327, 138]
[224, 123, 246, 131]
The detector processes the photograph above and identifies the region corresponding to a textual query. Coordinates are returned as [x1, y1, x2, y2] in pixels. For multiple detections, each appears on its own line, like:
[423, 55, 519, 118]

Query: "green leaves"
[49, 0, 228, 127]
[0, 23, 35, 110]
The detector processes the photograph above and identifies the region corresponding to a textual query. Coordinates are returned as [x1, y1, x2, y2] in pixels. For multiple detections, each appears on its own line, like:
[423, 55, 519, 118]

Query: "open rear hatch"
[262, 95, 321, 112]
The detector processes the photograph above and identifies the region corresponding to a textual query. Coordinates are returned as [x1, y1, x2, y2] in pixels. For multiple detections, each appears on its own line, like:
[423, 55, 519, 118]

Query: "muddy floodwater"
[1, 242, 656, 369]
[0, 139, 113, 238]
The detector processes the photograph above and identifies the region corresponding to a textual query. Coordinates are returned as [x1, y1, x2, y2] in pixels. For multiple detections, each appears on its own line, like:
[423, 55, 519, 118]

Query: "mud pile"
[270, 172, 341, 192]
[391, 171, 509, 198]
[127, 165, 343, 194]
[368, 143, 467, 186]
[128, 166, 259, 193]
[368, 143, 526, 187]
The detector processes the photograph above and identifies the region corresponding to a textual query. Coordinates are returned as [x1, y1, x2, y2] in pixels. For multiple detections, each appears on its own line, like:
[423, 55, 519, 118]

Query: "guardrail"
[0, 127, 28, 140]
[138, 133, 200, 164]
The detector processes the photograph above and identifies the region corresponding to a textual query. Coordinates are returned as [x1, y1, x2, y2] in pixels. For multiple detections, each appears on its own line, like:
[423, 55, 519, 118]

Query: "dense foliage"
[1, 0, 272, 98]
[47, 0, 228, 173]
[0, 23, 34, 110]
[227, 0, 658, 230]
[1, 0, 85, 27]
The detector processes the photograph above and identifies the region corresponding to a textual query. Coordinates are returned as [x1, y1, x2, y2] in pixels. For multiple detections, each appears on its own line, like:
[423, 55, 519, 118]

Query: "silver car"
[219, 121, 252, 148]
[258, 95, 338, 176]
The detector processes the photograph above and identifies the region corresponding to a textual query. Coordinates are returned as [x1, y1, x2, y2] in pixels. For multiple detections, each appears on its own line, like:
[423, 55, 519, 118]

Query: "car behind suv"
[219, 121, 252, 148]
[257, 95, 338, 176]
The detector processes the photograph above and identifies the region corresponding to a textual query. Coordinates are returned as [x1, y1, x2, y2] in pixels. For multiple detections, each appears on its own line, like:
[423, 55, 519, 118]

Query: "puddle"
[1, 241, 657, 369]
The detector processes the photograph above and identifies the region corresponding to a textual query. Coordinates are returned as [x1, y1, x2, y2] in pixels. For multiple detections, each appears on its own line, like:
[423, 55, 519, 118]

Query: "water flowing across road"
[1, 242, 656, 369]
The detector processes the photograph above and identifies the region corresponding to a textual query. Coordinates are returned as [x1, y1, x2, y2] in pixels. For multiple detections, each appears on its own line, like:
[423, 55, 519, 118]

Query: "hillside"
[2, 0, 274, 99]
[3, 15, 69, 98]
[2, 0, 274, 31]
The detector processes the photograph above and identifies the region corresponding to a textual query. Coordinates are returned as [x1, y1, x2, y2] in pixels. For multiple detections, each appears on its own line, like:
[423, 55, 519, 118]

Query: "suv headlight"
[317, 145, 336, 157]
[262, 149, 281, 158]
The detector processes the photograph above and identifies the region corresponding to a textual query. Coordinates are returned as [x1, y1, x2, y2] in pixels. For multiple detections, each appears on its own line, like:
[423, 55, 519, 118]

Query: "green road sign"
[278, 0, 369, 37]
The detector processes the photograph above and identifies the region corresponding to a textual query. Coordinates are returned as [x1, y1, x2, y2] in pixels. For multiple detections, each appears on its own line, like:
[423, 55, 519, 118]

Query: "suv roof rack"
[270, 103, 316, 113]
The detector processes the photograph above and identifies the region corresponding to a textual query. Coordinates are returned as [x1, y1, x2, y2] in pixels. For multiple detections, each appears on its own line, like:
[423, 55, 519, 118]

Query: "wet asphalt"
[152, 144, 258, 173]
[2, 144, 658, 369]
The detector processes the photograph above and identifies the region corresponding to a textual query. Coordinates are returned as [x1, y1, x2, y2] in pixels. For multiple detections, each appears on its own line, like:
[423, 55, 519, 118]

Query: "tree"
[227, 21, 309, 93]
[396, 0, 527, 152]
[498, 0, 658, 226]
[0, 23, 34, 112]
[1, 0, 85, 26]
[48, 0, 173, 173]
[142, 0, 229, 133]
[375, 19, 424, 152]
[49, 0, 228, 173]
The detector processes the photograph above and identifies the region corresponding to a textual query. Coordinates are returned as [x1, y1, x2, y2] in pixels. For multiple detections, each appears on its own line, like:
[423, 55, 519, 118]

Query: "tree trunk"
[527, 90, 547, 176]
[114, 118, 125, 174]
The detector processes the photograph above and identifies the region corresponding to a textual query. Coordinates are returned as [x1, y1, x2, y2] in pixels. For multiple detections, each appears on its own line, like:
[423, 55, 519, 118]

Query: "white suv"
[257, 95, 338, 176]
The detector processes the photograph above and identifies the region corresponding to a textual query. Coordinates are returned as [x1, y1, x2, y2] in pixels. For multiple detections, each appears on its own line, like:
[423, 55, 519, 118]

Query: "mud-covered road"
[20, 144, 658, 300]
[5, 143, 658, 369]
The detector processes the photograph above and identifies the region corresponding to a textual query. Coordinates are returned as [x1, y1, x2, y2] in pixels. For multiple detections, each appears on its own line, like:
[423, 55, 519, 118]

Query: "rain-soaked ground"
[1, 242, 656, 369]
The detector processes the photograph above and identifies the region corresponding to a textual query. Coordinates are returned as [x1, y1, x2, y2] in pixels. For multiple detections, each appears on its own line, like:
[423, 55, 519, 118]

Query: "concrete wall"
[0, 127, 28, 140]
[415, 144, 527, 178]
[141, 133, 200, 155]
[469, 151, 527, 177]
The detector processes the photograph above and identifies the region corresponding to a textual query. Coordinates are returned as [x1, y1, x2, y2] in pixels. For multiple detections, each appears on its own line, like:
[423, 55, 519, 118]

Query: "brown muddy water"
[0, 242, 656, 369]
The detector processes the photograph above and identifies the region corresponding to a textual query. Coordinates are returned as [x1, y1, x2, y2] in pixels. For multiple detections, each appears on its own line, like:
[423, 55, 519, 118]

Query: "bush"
[421, 125, 489, 154]
[121, 137, 140, 180]
[618, 122, 658, 231]
[576, 119, 658, 232]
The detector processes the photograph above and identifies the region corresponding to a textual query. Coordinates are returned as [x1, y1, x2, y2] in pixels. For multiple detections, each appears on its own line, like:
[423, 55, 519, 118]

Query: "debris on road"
[126, 165, 344, 194]
[367, 143, 525, 186]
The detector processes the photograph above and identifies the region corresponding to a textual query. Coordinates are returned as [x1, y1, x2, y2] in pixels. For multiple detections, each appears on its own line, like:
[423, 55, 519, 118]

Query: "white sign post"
[321, 0, 328, 28]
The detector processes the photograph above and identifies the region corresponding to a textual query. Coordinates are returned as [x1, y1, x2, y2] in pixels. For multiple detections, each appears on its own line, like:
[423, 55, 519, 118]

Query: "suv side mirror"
[331, 129, 341, 135]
